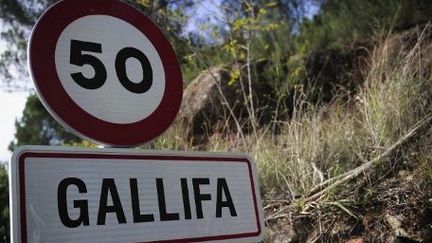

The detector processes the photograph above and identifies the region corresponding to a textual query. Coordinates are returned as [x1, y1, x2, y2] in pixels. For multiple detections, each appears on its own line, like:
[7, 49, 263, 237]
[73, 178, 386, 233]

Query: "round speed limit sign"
[28, 0, 183, 146]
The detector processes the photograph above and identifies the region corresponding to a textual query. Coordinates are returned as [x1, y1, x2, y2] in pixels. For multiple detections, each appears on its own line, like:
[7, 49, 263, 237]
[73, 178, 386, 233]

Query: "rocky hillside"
[178, 24, 432, 242]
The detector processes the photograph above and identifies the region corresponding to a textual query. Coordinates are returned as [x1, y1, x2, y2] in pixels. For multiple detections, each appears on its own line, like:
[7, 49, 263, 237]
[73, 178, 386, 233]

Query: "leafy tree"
[0, 163, 9, 242]
[8, 95, 81, 150]
[0, 0, 58, 86]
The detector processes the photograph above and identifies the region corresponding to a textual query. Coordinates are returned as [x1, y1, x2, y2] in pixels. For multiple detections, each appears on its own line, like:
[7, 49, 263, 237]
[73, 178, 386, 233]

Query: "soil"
[264, 168, 432, 242]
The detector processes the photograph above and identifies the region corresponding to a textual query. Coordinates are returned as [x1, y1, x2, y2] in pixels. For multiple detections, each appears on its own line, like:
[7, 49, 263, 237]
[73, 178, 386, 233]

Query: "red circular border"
[29, 0, 183, 146]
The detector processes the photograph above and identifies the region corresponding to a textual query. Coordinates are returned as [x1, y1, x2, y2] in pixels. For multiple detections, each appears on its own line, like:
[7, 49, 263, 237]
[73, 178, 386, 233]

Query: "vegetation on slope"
[152, 24, 432, 241]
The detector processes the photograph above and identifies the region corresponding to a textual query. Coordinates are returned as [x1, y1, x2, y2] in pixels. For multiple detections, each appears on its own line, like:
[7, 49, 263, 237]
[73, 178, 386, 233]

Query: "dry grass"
[153, 26, 432, 233]
[154, 24, 432, 201]
[257, 24, 432, 200]
[147, 24, 432, 242]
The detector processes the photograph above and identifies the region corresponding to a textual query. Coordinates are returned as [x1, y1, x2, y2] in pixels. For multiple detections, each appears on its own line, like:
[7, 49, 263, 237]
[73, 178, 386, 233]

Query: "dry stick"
[305, 114, 432, 202]
[266, 213, 289, 222]
[307, 114, 430, 196]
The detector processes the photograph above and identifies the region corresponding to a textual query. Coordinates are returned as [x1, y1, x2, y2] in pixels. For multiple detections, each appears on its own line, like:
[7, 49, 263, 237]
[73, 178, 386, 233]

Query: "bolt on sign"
[10, 147, 264, 242]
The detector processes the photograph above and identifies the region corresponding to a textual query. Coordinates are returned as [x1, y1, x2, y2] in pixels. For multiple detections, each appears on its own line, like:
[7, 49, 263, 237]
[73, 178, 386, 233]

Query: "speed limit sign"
[28, 0, 183, 146]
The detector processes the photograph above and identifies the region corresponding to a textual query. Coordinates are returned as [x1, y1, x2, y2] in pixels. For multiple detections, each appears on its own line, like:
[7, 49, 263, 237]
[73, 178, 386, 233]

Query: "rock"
[266, 218, 298, 243]
[179, 66, 274, 145]
[398, 170, 409, 178]
[393, 236, 421, 243]
[385, 213, 423, 243]
[179, 67, 231, 145]
[385, 214, 402, 231]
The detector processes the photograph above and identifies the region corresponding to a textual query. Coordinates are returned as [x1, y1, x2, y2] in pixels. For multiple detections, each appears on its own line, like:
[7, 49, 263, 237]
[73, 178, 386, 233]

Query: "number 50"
[70, 39, 153, 94]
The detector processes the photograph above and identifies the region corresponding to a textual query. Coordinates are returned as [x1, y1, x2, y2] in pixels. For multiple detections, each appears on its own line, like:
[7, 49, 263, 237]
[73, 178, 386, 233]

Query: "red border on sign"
[18, 152, 262, 243]
[29, 0, 183, 146]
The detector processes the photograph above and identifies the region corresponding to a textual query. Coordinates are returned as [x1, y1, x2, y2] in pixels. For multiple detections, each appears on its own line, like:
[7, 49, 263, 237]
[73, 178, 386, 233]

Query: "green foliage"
[0, 0, 58, 85]
[299, 0, 432, 51]
[0, 164, 9, 242]
[8, 95, 81, 150]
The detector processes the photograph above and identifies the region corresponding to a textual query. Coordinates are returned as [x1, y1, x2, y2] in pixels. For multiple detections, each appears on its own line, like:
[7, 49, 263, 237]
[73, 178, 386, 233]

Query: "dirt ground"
[264, 168, 432, 242]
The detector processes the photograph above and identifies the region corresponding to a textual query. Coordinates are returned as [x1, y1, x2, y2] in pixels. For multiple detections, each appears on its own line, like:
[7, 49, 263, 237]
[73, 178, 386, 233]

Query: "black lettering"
[130, 178, 154, 223]
[181, 178, 192, 220]
[97, 178, 126, 225]
[192, 178, 211, 219]
[57, 178, 89, 228]
[70, 39, 107, 89]
[156, 178, 180, 221]
[216, 178, 237, 217]
[115, 47, 152, 94]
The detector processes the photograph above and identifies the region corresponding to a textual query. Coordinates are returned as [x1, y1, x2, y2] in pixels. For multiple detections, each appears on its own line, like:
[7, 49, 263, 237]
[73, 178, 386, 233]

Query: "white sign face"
[55, 15, 165, 124]
[10, 146, 264, 243]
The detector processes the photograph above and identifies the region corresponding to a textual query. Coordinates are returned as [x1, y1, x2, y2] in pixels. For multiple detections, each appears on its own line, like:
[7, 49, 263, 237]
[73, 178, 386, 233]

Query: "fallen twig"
[305, 114, 432, 202]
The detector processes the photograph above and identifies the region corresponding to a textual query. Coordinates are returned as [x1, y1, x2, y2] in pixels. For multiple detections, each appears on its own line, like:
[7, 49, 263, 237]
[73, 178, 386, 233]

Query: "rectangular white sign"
[10, 146, 264, 243]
